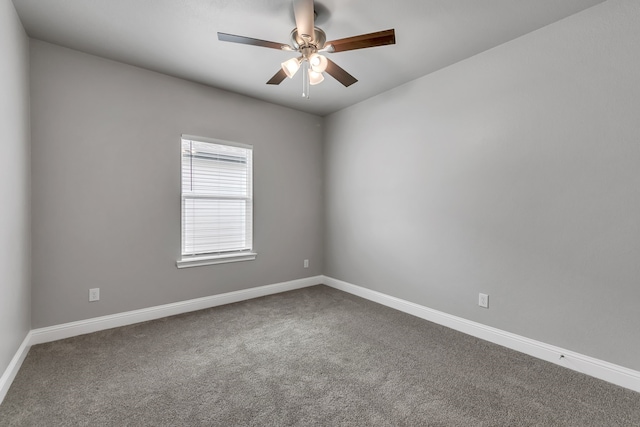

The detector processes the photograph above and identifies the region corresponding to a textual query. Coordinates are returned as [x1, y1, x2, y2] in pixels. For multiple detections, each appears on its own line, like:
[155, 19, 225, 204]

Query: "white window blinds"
[181, 136, 253, 258]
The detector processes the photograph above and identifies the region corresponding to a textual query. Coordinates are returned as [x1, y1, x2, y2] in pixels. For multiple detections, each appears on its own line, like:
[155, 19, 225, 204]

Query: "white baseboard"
[29, 276, 323, 346]
[322, 275, 640, 393]
[0, 333, 32, 404]
[4, 274, 637, 407]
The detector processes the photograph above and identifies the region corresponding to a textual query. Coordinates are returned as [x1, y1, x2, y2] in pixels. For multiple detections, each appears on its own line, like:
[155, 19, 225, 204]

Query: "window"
[177, 135, 256, 268]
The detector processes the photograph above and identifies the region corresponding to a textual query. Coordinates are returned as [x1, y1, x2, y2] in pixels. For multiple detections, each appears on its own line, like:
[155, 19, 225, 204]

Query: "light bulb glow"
[281, 57, 301, 78]
[309, 53, 328, 73]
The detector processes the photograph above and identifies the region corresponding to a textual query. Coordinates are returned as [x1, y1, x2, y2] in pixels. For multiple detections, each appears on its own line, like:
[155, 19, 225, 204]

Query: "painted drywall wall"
[0, 0, 31, 374]
[30, 41, 323, 328]
[324, 0, 640, 371]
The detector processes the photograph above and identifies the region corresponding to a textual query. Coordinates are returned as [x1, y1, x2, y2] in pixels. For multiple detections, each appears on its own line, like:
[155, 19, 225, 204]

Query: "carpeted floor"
[1, 285, 639, 426]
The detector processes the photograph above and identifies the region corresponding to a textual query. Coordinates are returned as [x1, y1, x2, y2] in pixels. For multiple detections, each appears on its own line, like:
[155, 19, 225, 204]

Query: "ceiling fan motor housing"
[290, 27, 326, 51]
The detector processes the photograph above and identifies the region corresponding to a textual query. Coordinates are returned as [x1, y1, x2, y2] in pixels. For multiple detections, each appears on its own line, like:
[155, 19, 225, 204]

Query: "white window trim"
[177, 134, 256, 268]
[176, 252, 257, 269]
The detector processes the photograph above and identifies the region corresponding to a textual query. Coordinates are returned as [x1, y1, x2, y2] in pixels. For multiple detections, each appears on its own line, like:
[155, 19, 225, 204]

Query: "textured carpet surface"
[1, 285, 639, 426]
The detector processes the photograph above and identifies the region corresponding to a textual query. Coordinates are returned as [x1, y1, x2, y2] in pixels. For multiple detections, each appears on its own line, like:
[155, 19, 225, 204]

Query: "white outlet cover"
[479, 293, 489, 308]
[89, 288, 100, 302]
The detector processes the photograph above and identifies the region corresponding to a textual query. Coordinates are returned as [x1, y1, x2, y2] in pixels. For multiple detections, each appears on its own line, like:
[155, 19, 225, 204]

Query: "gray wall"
[324, 0, 640, 371]
[30, 41, 323, 328]
[0, 0, 31, 374]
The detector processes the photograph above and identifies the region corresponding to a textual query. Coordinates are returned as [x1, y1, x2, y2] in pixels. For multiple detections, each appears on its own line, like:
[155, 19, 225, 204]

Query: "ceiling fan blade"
[325, 59, 357, 87]
[266, 69, 288, 85]
[293, 0, 315, 42]
[326, 29, 396, 53]
[218, 32, 286, 50]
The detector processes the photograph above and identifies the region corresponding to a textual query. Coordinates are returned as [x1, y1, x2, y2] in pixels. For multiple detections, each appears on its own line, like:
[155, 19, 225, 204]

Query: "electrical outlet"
[478, 293, 489, 308]
[304, 259, 309, 268]
[89, 288, 100, 302]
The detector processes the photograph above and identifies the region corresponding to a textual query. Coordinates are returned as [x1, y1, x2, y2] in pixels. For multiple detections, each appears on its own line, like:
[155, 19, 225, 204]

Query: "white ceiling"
[13, 0, 605, 116]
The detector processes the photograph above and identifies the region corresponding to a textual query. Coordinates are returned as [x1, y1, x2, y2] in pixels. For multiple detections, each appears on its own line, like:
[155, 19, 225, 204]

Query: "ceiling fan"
[217, 0, 396, 98]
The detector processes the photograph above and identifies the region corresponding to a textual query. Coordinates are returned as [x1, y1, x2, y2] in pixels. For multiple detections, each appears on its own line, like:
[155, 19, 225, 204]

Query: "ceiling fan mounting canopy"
[217, 0, 396, 96]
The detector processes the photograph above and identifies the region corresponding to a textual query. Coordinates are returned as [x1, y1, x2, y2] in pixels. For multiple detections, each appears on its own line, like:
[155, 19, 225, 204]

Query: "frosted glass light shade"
[309, 53, 328, 73]
[309, 70, 324, 85]
[281, 57, 301, 78]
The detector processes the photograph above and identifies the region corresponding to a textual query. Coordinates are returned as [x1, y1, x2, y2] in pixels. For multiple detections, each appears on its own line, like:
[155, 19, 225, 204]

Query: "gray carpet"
[1, 285, 639, 426]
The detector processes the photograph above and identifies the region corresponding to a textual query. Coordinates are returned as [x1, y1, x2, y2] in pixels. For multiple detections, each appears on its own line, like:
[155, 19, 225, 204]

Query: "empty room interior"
[2, 0, 640, 424]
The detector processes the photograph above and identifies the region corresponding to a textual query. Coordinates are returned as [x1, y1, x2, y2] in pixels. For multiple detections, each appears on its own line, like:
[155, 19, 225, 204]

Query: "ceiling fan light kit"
[217, 0, 396, 99]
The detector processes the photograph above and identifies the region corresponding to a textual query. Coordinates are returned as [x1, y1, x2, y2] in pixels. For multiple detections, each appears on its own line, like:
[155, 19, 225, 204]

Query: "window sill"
[176, 252, 257, 269]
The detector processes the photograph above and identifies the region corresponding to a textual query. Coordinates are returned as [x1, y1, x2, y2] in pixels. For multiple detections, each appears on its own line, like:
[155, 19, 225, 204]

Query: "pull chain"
[301, 59, 310, 99]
